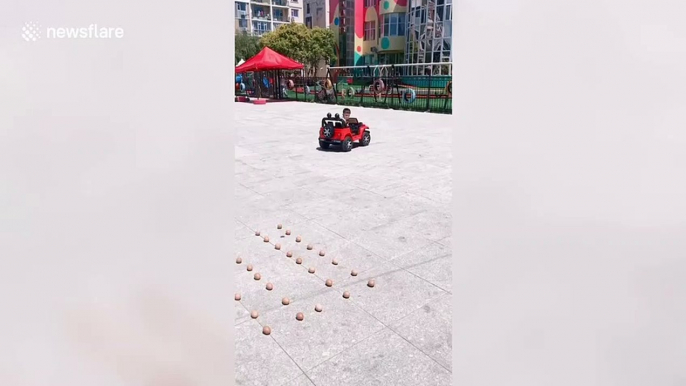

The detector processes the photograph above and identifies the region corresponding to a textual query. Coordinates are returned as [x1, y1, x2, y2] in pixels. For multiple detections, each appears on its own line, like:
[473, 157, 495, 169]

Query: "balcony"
[251, 6, 271, 20]
[271, 12, 289, 22]
[272, 0, 288, 6]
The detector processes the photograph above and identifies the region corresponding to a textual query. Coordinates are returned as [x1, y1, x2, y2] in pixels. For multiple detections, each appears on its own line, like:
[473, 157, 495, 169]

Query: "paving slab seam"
[268, 334, 317, 386]
[385, 324, 452, 374]
[243, 309, 318, 386]
[238, 183, 265, 197]
[297, 325, 390, 378]
[238, 319, 311, 386]
[300, 325, 449, 381]
[235, 300, 258, 326]
[382, 292, 453, 374]
[387, 253, 453, 294]
[238, 287, 335, 317]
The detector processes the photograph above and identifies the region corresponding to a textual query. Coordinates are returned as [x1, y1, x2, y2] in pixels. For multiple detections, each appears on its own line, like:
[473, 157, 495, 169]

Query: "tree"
[259, 23, 336, 76]
[259, 23, 310, 64]
[235, 31, 261, 64]
[304, 27, 336, 76]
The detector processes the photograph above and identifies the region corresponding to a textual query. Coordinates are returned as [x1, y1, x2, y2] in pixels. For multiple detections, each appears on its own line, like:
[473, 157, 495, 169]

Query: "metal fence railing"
[235, 65, 453, 114]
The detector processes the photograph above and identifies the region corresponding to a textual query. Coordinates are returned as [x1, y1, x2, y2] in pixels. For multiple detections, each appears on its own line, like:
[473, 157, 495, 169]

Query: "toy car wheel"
[360, 131, 371, 146]
[323, 123, 335, 139]
[341, 137, 353, 152]
[319, 140, 330, 149]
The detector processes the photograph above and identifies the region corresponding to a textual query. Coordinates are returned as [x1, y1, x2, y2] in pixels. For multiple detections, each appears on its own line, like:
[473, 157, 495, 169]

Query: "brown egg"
[307, 244, 313, 250]
[314, 304, 323, 312]
[285, 230, 291, 235]
[367, 279, 376, 288]
[246, 264, 253, 272]
[262, 326, 271, 335]
[351, 269, 358, 276]
[277, 224, 283, 229]
[275, 243, 281, 250]
[286, 251, 293, 257]
[296, 236, 302, 242]
[263, 236, 270, 242]
[296, 312, 304, 321]
[254, 273, 261, 281]
[250, 310, 259, 319]
[295, 257, 303, 265]
[266, 282, 274, 291]
[255, 230, 261, 236]
[343, 291, 350, 299]
[325, 279, 333, 287]
[236, 257, 242, 264]
[282, 297, 290, 305]
[234, 293, 241, 301]
[332, 258, 339, 265]
[319, 250, 326, 256]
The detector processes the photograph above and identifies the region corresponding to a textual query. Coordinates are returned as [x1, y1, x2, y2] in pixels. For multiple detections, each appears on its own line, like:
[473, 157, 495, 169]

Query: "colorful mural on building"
[329, 0, 408, 66]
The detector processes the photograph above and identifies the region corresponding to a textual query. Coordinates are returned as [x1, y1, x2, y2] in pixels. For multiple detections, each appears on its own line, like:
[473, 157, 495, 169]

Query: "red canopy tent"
[235, 47, 304, 73]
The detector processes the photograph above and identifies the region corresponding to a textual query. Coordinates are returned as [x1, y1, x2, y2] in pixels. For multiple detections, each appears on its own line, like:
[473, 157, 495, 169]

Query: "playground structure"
[235, 62, 453, 114]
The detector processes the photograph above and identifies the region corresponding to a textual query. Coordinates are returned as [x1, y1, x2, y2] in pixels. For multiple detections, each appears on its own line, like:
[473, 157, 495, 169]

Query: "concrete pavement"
[235, 102, 452, 386]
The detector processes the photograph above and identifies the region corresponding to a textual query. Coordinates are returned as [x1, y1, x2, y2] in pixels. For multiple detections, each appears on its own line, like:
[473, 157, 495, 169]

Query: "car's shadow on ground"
[316, 144, 361, 152]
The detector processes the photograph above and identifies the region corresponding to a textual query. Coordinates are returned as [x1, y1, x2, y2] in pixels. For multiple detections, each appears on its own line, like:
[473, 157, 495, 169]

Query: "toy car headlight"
[334, 113, 340, 118]
[326, 113, 332, 118]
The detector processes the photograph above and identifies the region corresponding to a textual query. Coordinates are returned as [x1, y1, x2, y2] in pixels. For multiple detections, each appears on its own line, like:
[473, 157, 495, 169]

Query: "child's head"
[342, 108, 351, 120]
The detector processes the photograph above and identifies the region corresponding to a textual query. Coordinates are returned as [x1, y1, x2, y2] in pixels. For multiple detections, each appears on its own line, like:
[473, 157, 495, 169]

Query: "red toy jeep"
[318, 113, 371, 152]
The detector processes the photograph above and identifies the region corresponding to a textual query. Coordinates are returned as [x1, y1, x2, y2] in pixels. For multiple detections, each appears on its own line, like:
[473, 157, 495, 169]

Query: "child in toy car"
[342, 108, 351, 124]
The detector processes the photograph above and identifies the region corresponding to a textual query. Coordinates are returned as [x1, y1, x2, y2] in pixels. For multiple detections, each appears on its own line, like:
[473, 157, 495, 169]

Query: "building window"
[363, 21, 376, 41]
[237, 2, 247, 11]
[291, 9, 299, 17]
[382, 13, 405, 37]
[252, 21, 270, 34]
[364, 0, 376, 7]
[306, 3, 311, 13]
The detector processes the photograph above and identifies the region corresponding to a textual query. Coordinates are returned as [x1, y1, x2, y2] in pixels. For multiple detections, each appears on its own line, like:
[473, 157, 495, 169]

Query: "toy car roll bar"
[321, 113, 346, 128]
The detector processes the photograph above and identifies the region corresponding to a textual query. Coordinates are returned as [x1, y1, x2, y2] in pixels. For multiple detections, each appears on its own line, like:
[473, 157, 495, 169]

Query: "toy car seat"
[347, 118, 360, 134]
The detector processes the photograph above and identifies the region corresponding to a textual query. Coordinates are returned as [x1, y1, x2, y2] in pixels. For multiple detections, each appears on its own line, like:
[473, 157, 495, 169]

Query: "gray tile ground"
[235, 102, 452, 385]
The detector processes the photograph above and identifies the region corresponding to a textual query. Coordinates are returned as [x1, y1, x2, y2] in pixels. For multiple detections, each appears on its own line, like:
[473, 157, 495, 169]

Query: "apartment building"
[304, 0, 330, 28]
[328, 0, 451, 68]
[235, 0, 304, 36]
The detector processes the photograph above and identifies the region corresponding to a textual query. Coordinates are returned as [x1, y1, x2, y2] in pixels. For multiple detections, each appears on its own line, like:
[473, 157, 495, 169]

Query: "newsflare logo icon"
[22, 22, 41, 42]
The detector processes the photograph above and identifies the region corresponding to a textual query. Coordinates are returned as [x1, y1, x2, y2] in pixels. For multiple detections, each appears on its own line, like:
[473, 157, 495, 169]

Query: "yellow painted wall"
[379, 35, 405, 52]
[378, 0, 406, 15]
[361, 7, 379, 55]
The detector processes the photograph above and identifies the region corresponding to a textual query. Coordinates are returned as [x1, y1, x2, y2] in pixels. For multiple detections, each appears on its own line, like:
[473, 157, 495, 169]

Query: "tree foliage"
[259, 23, 336, 75]
[306, 27, 336, 73]
[235, 31, 261, 64]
